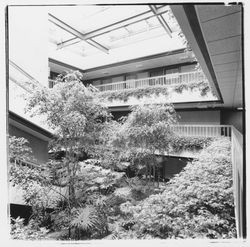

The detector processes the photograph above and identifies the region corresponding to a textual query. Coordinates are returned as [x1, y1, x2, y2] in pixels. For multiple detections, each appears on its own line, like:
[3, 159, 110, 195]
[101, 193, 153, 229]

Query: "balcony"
[94, 70, 207, 92]
[49, 71, 217, 106]
[171, 124, 232, 138]
[92, 71, 217, 106]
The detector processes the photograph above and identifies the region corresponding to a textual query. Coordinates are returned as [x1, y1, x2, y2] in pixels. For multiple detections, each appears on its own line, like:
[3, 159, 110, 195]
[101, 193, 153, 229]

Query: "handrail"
[231, 126, 244, 238]
[12, 158, 45, 170]
[9, 60, 44, 93]
[94, 70, 208, 92]
[170, 124, 231, 137]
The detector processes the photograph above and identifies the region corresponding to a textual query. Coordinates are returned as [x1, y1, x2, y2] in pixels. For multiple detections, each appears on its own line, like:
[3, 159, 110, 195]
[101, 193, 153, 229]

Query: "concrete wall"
[221, 109, 243, 133]
[9, 125, 49, 164]
[177, 110, 221, 125]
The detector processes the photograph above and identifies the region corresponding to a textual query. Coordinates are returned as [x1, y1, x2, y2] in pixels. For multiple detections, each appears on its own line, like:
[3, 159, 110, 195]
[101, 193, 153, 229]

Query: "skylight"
[48, 5, 187, 70]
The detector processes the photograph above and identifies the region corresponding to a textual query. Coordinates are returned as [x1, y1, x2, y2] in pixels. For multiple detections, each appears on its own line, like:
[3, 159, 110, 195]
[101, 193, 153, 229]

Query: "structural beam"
[57, 5, 170, 49]
[149, 5, 172, 38]
[48, 13, 109, 54]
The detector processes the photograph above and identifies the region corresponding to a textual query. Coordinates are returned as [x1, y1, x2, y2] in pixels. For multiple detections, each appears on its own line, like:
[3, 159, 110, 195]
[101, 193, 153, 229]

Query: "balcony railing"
[231, 126, 244, 238]
[94, 71, 207, 92]
[171, 124, 231, 138]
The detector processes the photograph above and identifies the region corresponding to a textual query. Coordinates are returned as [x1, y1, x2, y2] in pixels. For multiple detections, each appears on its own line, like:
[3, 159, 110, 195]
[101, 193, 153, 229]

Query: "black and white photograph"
[1, 0, 247, 245]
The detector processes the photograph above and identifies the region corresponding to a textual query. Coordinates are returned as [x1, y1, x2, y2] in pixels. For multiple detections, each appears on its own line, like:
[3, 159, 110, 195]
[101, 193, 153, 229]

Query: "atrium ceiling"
[48, 5, 188, 71]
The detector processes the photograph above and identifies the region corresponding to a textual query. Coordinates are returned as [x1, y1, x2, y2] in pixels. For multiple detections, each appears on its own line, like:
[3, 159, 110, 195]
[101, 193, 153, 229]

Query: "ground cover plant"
[9, 71, 236, 240]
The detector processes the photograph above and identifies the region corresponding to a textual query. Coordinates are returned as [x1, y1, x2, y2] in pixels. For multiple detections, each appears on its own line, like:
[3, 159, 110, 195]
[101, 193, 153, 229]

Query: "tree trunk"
[153, 165, 155, 186]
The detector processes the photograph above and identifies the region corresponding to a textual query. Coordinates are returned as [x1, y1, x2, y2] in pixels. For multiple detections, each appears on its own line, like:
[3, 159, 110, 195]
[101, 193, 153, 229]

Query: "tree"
[111, 103, 178, 187]
[23, 71, 115, 239]
[26, 71, 110, 206]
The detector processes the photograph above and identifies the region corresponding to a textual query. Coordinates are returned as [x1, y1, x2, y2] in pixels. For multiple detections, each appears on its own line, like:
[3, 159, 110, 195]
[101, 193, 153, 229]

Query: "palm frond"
[70, 206, 99, 230]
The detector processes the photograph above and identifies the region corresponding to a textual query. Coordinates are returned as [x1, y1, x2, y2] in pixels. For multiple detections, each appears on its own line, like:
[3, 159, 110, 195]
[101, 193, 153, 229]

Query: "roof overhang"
[171, 4, 242, 109]
[8, 111, 54, 142]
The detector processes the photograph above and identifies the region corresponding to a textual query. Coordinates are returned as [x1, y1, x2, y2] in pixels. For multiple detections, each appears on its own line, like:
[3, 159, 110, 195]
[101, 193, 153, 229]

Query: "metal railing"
[12, 158, 45, 170]
[94, 70, 207, 92]
[9, 60, 42, 92]
[170, 124, 231, 137]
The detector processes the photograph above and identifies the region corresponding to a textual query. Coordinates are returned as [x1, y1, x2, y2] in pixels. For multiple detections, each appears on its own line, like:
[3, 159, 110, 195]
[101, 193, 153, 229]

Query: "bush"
[170, 135, 214, 152]
[120, 138, 236, 239]
[11, 217, 49, 240]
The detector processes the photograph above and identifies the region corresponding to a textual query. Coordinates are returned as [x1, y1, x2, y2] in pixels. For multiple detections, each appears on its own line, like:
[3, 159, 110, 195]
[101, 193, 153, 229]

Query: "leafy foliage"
[9, 136, 33, 161]
[107, 103, 177, 186]
[70, 206, 102, 231]
[119, 138, 236, 239]
[11, 70, 234, 240]
[11, 217, 49, 240]
[98, 85, 169, 102]
[25, 71, 112, 206]
[98, 80, 212, 103]
[170, 135, 214, 152]
[9, 136, 61, 227]
[174, 81, 211, 96]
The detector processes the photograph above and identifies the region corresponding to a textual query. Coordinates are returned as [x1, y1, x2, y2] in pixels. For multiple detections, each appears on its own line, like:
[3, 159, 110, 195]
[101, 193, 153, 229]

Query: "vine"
[98, 86, 169, 102]
[174, 81, 211, 96]
[98, 80, 213, 103]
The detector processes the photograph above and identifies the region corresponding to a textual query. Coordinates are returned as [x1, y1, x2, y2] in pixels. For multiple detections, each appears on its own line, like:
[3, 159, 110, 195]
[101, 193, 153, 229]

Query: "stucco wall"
[9, 125, 49, 164]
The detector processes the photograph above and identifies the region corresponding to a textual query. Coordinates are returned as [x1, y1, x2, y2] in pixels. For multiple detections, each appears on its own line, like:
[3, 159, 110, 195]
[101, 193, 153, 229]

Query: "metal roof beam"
[56, 5, 170, 49]
[149, 5, 172, 38]
[48, 13, 109, 54]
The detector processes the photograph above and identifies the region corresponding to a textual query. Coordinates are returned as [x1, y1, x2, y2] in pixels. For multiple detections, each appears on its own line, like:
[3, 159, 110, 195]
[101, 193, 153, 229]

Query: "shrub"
[11, 217, 49, 240]
[170, 136, 214, 153]
[120, 138, 236, 239]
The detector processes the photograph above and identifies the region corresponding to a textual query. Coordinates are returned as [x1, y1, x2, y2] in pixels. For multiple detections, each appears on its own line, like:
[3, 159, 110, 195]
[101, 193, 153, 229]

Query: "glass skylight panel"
[64, 40, 99, 57]
[108, 28, 130, 42]
[125, 21, 149, 34]
[145, 16, 161, 28]
[49, 22, 76, 44]
[49, 5, 149, 36]
[161, 12, 180, 33]
[96, 27, 169, 50]
[48, 5, 190, 68]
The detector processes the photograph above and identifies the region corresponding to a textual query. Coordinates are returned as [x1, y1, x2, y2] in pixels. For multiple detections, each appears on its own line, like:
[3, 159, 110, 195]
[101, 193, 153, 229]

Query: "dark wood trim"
[49, 58, 85, 74]
[182, 5, 224, 103]
[8, 111, 54, 139]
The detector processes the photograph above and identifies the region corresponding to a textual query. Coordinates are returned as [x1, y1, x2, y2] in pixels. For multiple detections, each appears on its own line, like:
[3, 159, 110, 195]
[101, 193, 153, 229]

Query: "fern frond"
[70, 206, 99, 230]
